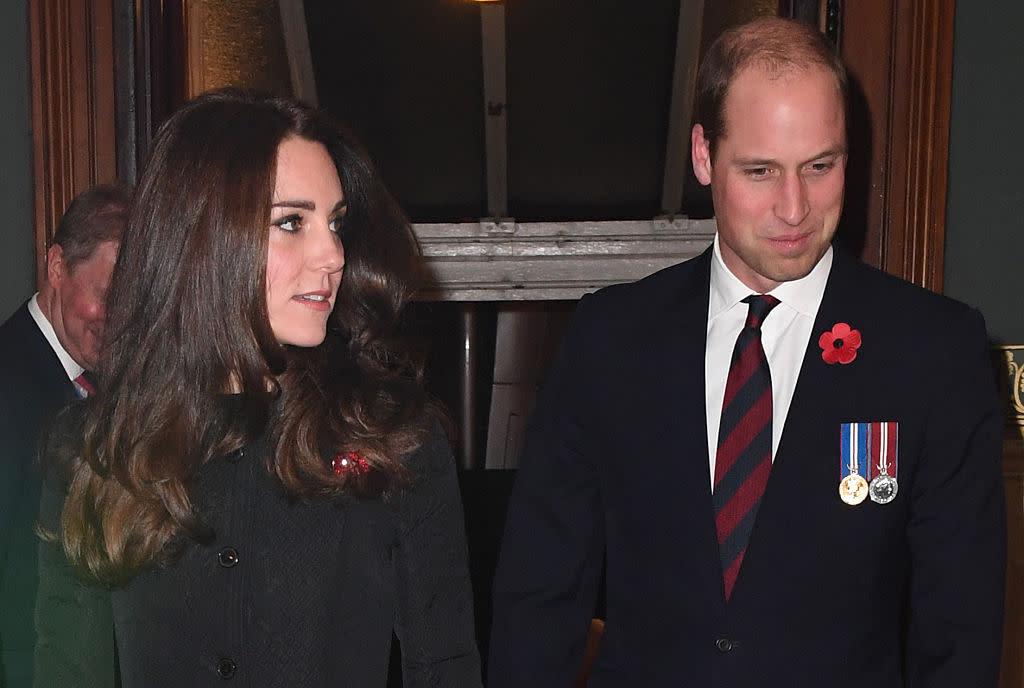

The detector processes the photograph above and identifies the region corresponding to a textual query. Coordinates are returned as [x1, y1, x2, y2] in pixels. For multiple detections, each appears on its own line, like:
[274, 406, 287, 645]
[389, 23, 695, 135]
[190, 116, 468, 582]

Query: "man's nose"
[775, 173, 811, 226]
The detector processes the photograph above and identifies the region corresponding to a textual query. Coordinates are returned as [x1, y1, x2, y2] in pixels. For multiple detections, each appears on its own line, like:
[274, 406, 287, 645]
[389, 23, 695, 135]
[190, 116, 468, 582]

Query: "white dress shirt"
[27, 292, 87, 394]
[705, 236, 833, 487]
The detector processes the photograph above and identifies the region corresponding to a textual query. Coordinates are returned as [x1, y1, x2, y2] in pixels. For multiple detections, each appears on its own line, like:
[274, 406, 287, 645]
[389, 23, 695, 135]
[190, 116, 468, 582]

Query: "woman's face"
[266, 136, 346, 347]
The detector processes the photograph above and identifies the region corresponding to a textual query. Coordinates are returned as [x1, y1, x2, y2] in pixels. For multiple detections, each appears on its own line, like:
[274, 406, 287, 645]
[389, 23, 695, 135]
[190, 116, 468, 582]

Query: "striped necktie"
[712, 294, 780, 599]
[74, 372, 96, 398]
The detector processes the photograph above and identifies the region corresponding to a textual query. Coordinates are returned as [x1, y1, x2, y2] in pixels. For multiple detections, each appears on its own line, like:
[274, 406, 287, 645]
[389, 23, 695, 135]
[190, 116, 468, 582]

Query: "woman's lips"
[294, 291, 332, 311]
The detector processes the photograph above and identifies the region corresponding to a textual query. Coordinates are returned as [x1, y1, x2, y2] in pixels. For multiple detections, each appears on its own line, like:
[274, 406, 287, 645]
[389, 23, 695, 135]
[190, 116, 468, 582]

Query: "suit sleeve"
[488, 295, 606, 688]
[0, 400, 27, 582]
[904, 306, 1006, 687]
[392, 419, 483, 688]
[33, 457, 117, 687]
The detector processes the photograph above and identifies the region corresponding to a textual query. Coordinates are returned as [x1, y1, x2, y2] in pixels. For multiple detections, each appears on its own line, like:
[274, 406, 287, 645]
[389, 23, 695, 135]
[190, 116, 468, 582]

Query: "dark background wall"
[943, 0, 1024, 345]
[0, 2, 33, 322]
[0, 2, 1020, 346]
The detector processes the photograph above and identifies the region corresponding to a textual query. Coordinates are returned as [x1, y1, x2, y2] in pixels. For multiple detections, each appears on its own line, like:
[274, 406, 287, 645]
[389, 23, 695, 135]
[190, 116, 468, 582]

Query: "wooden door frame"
[28, 0, 119, 289]
[840, 0, 955, 292]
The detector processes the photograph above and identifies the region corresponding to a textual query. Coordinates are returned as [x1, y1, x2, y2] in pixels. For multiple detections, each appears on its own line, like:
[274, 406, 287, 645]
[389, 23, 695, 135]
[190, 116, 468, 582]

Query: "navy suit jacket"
[0, 302, 76, 688]
[489, 247, 1006, 687]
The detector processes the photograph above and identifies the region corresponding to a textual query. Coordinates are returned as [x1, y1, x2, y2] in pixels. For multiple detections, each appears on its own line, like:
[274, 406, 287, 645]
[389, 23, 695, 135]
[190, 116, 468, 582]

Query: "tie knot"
[741, 294, 780, 330]
[74, 372, 96, 397]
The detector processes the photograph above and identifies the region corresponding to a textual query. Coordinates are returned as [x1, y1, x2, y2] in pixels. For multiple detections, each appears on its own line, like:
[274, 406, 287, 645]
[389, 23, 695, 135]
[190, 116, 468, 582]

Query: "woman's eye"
[273, 215, 301, 232]
[329, 216, 345, 235]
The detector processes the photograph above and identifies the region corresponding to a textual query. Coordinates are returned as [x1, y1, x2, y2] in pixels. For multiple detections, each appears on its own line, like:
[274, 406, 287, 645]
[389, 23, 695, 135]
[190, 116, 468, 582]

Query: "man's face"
[691, 64, 847, 293]
[46, 240, 118, 370]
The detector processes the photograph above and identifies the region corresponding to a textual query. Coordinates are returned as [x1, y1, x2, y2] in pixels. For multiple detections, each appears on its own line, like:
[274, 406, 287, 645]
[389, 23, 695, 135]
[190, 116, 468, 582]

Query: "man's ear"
[46, 244, 66, 287]
[691, 124, 713, 186]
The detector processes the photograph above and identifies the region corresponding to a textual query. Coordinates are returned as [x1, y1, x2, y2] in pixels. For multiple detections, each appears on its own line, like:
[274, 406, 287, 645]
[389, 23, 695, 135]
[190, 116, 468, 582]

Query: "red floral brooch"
[333, 451, 370, 476]
[819, 322, 862, 365]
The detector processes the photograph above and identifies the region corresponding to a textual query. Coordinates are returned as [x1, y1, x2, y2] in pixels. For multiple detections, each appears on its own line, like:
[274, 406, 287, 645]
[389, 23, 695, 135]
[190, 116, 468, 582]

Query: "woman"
[35, 89, 481, 686]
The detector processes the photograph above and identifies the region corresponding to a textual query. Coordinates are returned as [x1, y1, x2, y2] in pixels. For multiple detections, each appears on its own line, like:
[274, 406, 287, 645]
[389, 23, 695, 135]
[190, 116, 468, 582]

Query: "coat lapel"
[654, 249, 728, 609]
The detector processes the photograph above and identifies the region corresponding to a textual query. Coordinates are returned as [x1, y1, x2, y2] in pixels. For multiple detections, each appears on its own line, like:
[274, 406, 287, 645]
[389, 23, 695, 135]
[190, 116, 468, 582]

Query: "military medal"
[869, 473, 897, 504]
[840, 421, 899, 506]
[840, 472, 869, 505]
[868, 421, 899, 504]
[839, 422, 869, 505]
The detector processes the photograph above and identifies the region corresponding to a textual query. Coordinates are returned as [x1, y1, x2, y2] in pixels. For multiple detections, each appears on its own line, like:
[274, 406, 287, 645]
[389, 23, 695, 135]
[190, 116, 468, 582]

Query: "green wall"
[944, 0, 1024, 344]
[0, 1, 33, 323]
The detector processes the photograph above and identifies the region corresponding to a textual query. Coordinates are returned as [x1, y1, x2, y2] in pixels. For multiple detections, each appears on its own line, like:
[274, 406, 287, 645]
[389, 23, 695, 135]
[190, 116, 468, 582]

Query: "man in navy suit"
[0, 185, 127, 688]
[489, 17, 1005, 687]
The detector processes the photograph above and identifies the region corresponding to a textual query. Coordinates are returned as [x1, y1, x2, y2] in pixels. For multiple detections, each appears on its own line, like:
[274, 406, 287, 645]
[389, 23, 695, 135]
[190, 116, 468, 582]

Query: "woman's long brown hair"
[56, 89, 430, 585]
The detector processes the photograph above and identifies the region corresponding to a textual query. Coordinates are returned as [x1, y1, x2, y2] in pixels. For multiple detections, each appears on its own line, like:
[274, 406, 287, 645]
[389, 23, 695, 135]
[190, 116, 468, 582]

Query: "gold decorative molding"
[997, 345, 1024, 439]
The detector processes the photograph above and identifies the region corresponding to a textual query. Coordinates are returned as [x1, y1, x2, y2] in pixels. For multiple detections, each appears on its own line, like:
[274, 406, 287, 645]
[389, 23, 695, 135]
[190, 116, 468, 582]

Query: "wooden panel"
[1003, 435, 1024, 688]
[29, 0, 118, 288]
[882, 0, 954, 289]
[840, 0, 955, 290]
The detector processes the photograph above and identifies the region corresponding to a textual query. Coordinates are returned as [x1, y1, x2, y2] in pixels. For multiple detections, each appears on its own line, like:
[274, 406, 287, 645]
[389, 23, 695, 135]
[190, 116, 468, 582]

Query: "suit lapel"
[655, 249, 728, 608]
[7, 303, 78, 404]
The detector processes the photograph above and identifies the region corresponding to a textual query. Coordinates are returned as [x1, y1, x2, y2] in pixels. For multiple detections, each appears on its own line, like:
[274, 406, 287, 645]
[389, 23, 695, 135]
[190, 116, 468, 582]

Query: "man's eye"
[808, 161, 834, 173]
[745, 167, 770, 178]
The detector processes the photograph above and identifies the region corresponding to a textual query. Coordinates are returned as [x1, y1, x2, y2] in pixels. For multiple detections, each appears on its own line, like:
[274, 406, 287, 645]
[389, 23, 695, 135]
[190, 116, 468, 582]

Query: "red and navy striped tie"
[713, 294, 780, 599]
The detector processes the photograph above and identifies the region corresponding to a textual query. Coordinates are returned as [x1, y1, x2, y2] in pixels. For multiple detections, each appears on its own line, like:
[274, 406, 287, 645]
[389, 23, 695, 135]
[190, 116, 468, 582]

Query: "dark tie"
[712, 294, 780, 599]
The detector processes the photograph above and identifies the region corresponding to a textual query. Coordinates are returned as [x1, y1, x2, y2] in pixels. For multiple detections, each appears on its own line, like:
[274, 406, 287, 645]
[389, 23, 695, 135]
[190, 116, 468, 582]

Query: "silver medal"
[869, 473, 898, 504]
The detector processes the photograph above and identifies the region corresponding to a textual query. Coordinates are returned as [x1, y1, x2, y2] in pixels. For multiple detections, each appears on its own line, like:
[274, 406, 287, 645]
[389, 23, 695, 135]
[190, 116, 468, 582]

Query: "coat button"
[217, 657, 236, 679]
[217, 547, 239, 568]
[715, 637, 734, 652]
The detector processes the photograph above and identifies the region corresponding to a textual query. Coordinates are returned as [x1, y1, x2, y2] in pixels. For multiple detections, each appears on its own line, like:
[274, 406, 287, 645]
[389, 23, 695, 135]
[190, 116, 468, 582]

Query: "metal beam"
[660, 0, 705, 217]
[279, 0, 319, 107]
[479, 2, 509, 220]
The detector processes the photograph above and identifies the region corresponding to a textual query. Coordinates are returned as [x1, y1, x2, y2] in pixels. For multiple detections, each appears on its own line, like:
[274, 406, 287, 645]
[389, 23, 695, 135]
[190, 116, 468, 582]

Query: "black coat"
[489, 247, 1006, 687]
[34, 408, 482, 687]
[0, 302, 77, 688]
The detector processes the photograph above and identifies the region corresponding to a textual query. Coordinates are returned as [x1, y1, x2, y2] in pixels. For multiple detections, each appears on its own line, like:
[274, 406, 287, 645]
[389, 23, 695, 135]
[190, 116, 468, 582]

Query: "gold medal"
[839, 473, 869, 505]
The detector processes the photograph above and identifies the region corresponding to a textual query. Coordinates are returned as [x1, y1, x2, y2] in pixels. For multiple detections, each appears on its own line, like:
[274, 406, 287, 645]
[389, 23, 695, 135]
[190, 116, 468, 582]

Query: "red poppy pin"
[819, 322, 862, 365]
[333, 451, 370, 476]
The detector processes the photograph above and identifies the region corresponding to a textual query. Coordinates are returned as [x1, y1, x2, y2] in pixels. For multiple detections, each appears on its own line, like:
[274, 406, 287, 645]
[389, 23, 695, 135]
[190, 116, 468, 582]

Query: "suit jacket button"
[217, 547, 239, 568]
[715, 638, 733, 652]
[217, 657, 236, 679]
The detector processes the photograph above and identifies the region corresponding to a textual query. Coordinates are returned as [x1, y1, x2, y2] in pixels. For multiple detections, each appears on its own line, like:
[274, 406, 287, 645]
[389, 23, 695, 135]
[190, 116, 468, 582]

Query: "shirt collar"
[27, 292, 85, 382]
[709, 234, 833, 319]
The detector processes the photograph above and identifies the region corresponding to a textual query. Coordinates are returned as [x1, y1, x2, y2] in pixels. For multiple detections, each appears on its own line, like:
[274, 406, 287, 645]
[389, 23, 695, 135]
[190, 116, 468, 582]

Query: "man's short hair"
[696, 17, 848, 159]
[51, 184, 131, 271]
